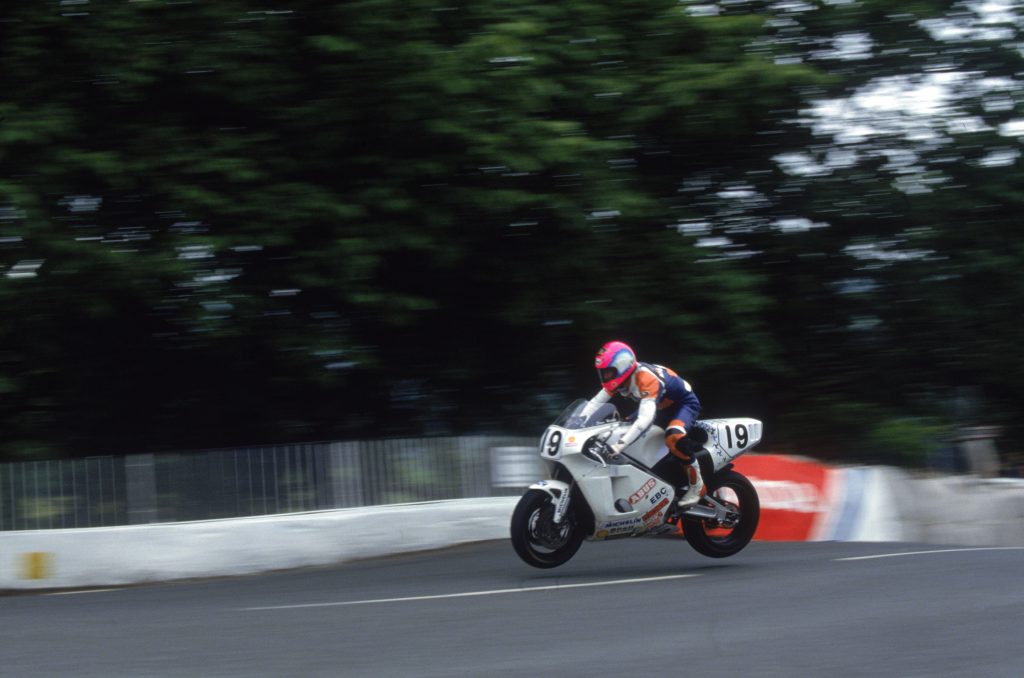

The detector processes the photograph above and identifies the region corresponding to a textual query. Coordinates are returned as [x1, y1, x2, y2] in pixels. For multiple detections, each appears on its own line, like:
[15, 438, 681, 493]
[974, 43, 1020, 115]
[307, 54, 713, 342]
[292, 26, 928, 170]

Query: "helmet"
[594, 341, 637, 394]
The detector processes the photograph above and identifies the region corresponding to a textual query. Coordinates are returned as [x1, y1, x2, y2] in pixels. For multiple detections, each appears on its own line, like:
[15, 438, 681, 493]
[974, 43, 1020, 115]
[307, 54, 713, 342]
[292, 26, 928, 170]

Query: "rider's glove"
[608, 439, 626, 458]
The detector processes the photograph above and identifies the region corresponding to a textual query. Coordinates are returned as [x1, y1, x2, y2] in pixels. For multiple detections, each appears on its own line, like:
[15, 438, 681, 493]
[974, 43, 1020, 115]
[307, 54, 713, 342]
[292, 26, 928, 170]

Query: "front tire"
[510, 489, 584, 569]
[683, 470, 760, 558]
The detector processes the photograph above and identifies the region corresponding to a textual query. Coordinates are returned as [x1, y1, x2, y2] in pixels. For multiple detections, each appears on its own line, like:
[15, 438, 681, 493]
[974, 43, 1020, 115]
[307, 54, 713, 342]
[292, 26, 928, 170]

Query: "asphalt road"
[2, 539, 1023, 677]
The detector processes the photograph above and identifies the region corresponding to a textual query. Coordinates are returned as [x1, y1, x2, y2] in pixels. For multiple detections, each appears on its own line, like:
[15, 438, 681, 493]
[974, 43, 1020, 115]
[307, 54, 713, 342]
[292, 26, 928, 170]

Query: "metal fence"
[0, 436, 539, 531]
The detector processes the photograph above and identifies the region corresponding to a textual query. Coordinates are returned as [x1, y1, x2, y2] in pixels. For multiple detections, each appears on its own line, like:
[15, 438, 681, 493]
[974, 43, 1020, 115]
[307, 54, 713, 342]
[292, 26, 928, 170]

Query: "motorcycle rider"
[578, 340, 705, 507]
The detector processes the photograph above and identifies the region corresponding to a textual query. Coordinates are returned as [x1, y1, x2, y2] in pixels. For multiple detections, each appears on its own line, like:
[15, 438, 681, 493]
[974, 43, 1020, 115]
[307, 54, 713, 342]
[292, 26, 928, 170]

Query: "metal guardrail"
[0, 436, 538, 531]
[0, 457, 125, 531]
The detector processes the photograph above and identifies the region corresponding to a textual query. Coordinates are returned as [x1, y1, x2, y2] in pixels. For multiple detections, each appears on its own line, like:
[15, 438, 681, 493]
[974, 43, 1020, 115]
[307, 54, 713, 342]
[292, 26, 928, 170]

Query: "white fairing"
[577, 462, 675, 538]
[624, 425, 672, 468]
[695, 418, 763, 471]
[537, 423, 674, 538]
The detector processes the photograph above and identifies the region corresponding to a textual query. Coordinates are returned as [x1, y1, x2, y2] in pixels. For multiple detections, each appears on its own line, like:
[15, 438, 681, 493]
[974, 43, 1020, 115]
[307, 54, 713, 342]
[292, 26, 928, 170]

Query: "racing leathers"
[580, 362, 705, 505]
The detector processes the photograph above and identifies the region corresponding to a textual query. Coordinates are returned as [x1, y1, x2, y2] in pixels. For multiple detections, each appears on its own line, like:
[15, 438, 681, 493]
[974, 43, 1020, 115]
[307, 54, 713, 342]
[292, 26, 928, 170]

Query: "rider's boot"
[677, 460, 705, 508]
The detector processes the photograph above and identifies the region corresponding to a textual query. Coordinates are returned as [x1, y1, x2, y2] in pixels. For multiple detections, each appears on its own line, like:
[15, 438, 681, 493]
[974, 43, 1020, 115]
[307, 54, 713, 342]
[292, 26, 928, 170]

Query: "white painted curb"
[1, 497, 519, 591]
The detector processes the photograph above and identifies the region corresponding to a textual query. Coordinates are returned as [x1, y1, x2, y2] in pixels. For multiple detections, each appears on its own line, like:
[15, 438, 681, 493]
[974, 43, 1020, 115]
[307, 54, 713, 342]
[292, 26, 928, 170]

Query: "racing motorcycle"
[510, 399, 762, 568]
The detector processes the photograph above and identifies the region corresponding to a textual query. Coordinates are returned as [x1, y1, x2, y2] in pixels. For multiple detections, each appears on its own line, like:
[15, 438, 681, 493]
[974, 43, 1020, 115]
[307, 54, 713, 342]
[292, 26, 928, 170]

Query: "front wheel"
[683, 470, 760, 558]
[510, 489, 584, 569]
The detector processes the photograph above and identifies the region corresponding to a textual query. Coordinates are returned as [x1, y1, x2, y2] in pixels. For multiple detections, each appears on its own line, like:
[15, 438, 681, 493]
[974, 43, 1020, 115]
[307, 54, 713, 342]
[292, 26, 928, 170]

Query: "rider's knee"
[665, 429, 692, 462]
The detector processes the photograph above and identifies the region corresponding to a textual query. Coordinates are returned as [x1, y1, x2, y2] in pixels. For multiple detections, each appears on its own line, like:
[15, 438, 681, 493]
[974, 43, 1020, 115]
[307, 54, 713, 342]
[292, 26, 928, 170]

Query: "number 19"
[723, 424, 748, 449]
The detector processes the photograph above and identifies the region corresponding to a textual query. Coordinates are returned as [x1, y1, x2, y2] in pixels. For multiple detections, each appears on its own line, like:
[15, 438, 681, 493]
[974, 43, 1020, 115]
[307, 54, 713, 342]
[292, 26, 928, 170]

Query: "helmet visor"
[599, 368, 619, 383]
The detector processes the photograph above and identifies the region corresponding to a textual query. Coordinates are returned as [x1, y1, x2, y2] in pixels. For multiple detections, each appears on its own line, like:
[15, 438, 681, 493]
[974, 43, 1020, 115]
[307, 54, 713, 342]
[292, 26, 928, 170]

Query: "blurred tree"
[684, 0, 1024, 460]
[0, 0, 1021, 463]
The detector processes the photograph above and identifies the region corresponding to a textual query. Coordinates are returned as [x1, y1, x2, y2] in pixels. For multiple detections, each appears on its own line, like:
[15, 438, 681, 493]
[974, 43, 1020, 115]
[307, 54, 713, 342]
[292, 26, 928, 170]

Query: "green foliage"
[0, 0, 1021, 465]
[863, 417, 953, 468]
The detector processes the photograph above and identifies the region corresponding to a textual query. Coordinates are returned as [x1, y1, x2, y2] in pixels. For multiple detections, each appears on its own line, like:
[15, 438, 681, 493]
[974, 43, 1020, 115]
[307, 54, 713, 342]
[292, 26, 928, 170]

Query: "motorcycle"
[511, 399, 762, 568]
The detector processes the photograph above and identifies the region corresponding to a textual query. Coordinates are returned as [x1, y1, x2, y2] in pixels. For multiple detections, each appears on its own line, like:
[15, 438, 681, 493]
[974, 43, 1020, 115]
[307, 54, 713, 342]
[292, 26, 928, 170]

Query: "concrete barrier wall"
[813, 467, 1024, 546]
[886, 473, 1024, 546]
[3, 466, 1023, 591]
[739, 456, 1024, 545]
[1, 497, 518, 592]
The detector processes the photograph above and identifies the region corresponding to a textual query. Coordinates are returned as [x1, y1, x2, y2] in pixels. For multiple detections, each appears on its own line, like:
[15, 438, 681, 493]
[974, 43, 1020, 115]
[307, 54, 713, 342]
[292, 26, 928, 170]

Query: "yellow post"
[21, 552, 53, 580]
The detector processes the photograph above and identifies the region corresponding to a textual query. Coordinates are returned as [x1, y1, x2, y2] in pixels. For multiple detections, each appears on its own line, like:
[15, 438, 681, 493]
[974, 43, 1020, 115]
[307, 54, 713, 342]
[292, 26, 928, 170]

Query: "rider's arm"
[578, 389, 611, 419]
[615, 369, 662, 448]
[617, 397, 656, 447]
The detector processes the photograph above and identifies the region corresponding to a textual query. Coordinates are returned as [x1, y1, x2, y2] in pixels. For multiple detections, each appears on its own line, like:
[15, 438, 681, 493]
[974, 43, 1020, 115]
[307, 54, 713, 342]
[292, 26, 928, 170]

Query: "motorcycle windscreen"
[551, 400, 619, 429]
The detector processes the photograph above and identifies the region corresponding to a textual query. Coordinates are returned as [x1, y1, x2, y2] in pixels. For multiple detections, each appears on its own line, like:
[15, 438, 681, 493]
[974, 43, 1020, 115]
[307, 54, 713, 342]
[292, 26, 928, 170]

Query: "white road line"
[836, 546, 1024, 562]
[46, 588, 124, 596]
[240, 574, 700, 611]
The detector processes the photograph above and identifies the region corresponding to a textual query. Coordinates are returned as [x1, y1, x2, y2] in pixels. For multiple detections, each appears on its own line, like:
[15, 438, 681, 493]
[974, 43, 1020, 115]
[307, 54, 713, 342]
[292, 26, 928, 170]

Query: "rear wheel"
[683, 470, 760, 558]
[510, 489, 584, 568]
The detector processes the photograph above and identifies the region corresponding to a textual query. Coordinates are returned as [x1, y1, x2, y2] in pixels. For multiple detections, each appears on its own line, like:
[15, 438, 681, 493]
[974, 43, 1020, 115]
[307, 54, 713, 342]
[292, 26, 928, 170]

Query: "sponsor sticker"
[643, 498, 669, 524]
[648, 487, 668, 505]
[603, 517, 641, 529]
[600, 517, 642, 535]
[628, 478, 657, 505]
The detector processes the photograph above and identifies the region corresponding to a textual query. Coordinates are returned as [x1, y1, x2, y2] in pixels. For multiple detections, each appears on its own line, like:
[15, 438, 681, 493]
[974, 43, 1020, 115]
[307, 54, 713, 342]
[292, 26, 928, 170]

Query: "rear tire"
[510, 489, 584, 569]
[683, 470, 759, 558]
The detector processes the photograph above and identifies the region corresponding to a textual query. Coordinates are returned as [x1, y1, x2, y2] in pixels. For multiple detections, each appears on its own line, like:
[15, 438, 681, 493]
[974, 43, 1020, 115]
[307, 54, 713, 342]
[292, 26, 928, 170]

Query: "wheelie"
[511, 341, 762, 568]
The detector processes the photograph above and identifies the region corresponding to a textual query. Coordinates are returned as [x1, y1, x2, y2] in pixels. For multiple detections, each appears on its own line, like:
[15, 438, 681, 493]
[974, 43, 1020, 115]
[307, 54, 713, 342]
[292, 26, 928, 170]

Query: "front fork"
[527, 479, 572, 524]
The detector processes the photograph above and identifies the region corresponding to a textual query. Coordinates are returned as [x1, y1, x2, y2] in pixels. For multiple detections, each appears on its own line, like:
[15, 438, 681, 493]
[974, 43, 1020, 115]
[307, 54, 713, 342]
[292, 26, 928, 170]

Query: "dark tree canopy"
[1, 1, 1021, 465]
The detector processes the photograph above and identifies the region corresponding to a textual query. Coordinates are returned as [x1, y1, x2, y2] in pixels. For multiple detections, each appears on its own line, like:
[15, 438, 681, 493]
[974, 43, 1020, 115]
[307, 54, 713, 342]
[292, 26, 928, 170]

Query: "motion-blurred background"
[1, 0, 1021, 477]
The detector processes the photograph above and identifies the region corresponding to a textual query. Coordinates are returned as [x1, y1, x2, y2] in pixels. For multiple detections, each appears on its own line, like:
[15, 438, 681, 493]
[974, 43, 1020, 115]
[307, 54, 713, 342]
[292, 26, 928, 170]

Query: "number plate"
[540, 427, 564, 459]
[697, 418, 763, 467]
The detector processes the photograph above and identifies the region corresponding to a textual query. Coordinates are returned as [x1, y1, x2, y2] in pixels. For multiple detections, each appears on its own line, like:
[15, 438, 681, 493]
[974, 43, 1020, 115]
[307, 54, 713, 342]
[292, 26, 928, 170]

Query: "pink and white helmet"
[594, 341, 637, 394]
